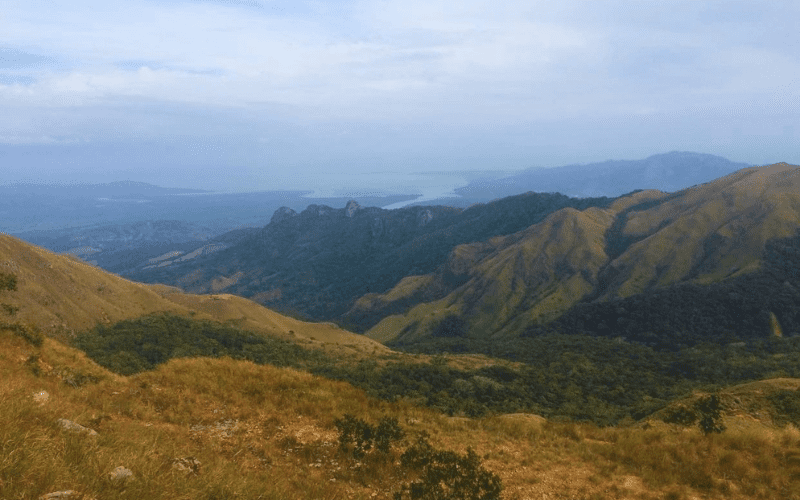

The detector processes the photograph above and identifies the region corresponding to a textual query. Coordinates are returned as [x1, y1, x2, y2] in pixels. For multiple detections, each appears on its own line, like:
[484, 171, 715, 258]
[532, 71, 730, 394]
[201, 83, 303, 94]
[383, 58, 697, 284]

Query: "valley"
[2, 158, 800, 499]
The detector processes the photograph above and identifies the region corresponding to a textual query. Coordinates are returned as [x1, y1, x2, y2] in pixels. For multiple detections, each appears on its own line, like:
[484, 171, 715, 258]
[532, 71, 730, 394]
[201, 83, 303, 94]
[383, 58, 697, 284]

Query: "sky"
[1, 0, 799, 192]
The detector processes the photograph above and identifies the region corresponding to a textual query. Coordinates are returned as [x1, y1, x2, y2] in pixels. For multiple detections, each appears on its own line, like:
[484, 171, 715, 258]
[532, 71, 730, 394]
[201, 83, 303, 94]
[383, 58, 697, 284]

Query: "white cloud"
[1, 0, 798, 175]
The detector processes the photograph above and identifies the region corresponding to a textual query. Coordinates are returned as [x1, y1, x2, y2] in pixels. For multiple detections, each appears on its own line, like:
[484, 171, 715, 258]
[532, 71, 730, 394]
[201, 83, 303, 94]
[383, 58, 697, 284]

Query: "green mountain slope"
[364, 163, 800, 343]
[127, 192, 612, 323]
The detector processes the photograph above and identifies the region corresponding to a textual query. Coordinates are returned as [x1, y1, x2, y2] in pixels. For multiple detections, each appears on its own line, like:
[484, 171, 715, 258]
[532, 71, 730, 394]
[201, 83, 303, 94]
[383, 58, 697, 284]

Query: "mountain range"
[364, 163, 800, 344]
[453, 151, 752, 202]
[114, 162, 800, 351]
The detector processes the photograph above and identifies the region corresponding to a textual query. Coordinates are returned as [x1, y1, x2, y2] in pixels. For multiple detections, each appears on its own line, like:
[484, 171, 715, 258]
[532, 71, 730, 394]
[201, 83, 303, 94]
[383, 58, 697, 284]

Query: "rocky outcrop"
[172, 456, 202, 474]
[130, 191, 609, 324]
[270, 207, 298, 224]
[57, 419, 98, 437]
[345, 200, 361, 218]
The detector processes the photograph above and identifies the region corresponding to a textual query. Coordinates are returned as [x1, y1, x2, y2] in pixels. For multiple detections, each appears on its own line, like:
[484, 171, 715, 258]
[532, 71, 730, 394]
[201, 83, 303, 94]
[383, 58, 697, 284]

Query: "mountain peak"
[270, 206, 297, 224]
[345, 200, 362, 218]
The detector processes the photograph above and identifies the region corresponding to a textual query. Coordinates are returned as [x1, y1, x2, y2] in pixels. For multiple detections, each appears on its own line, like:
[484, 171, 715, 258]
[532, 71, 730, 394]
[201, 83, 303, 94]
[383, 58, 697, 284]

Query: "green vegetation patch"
[74, 313, 326, 375]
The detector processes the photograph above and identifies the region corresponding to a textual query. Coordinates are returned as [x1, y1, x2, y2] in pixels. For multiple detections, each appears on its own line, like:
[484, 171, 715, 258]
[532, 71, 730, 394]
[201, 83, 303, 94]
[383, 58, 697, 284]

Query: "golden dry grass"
[4, 326, 800, 500]
[0, 233, 388, 358]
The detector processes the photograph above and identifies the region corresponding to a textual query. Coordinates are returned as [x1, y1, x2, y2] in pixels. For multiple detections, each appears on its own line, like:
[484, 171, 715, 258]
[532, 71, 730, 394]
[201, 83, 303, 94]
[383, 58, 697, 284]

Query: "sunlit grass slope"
[3, 326, 800, 499]
[365, 164, 800, 342]
[0, 233, 387, 357]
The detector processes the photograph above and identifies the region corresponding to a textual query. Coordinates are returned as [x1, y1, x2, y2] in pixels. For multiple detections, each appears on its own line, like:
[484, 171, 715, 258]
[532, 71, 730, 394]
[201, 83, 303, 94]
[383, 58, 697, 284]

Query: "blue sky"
[1, 0, 798, 192]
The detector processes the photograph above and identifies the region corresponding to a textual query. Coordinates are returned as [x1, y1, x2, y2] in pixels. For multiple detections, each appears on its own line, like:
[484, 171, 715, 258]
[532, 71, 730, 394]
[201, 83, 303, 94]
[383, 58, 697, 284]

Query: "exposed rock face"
[416, 209, 434, 227]
[57, 418, 98, 436]
[345, 200, 361, 218]
[270, 207, 298, 224]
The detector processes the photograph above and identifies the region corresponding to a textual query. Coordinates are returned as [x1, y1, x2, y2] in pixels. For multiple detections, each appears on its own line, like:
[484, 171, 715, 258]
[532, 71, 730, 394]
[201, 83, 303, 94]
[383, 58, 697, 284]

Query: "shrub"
[696, 395, 726, 435]
[0, 272, 17, 292]
[2, 322, 44, 347]
[395, 434, 502, 500]
[432, 315, 468, 338]
[334, 414, 404, 458]
[1, 303, 19, 316]
[768, 389, 800, 426]
[663, 405, 698, 426]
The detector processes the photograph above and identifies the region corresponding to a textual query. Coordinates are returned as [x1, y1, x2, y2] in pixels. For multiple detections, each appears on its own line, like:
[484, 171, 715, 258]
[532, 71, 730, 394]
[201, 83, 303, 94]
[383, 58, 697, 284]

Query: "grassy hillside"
[3, 231, 800, 498]
[127, 192, 612, 323]
[4, 322, 800, 499]
[0, 233, 385, 358]
[364, 164, 800, 343]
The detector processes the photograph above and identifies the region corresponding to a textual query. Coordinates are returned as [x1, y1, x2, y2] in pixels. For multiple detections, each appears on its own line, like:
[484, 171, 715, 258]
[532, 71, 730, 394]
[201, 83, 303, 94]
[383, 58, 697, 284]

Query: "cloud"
[0, 0, 798, 177]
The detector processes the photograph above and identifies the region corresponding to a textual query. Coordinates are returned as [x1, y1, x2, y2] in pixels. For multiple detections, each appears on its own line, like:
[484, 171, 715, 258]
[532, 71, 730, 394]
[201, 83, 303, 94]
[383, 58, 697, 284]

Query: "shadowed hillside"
[126, 192, 612, 322]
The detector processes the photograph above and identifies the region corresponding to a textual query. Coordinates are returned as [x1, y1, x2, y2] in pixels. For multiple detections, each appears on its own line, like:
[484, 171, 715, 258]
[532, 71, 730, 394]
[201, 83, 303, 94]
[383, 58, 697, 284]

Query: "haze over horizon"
[2, 1, 798, 192]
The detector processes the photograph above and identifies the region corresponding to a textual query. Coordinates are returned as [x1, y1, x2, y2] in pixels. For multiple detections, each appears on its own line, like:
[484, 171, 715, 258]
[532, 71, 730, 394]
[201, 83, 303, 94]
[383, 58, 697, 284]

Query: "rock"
[172, 456, 202, 474]
[270, 206, 298, 224]
[33, 390, 50, 405]
[108, 466, 134, 482]
[416, 209, 434, 227]
[39, 491, 80, 500]
[345, 200, 361, 218]
[38, 492, 95, 500]
[56, 419, 98, 436]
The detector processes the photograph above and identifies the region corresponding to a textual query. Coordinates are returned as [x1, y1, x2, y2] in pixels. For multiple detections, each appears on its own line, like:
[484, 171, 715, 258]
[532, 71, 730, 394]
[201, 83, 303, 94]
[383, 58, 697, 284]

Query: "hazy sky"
[1, 0, 798, 192]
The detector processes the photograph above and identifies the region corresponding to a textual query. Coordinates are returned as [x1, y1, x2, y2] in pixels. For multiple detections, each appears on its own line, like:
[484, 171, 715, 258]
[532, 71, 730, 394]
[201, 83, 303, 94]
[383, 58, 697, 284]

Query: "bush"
[2, 322, 44, 347]
[663, 405, 698, 426]
[74, 313, 327, 375]
[334, 414, 404, 458]
[0, 272, 17, 292]
[395, 434, 502, 500]
[1, 303, 18, 316]
[696, 395, 726, 435]
[768, 389, 800, 426]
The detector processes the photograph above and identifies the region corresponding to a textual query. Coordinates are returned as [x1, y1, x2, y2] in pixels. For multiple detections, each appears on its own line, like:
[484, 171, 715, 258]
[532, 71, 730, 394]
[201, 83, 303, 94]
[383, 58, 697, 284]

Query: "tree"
[696, 394, 726, 435]
[395, 435, 502, 500]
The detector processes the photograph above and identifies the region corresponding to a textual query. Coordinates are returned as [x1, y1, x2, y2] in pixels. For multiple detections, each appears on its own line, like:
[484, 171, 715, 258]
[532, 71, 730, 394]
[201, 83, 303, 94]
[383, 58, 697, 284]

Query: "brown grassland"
[3, 325, 800, 500]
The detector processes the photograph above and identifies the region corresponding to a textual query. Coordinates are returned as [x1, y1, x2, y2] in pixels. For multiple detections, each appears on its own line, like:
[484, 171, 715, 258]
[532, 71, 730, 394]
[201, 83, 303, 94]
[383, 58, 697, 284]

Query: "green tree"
[696, 394, 726, 435]
[395, 435, 502, 500]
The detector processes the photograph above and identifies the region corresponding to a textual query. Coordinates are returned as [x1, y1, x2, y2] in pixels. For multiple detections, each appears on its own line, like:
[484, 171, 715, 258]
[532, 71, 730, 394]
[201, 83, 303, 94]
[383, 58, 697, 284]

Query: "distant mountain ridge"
[118, 162, 800, 346]
[127, 193, 614, 321]
[454, 151, 752, 202]
[0, 180, 209, 198]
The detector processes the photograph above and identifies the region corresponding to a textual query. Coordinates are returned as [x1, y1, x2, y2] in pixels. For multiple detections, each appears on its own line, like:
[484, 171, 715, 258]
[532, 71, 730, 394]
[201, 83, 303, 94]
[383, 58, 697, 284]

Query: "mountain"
[454, 151, 752, 202]
[125, 193, 614, 322]
[3, 207, 800, 499]
[0, 180, 209, 198]
[362, 163, 800, 344]
[0, 233, 385, 356]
